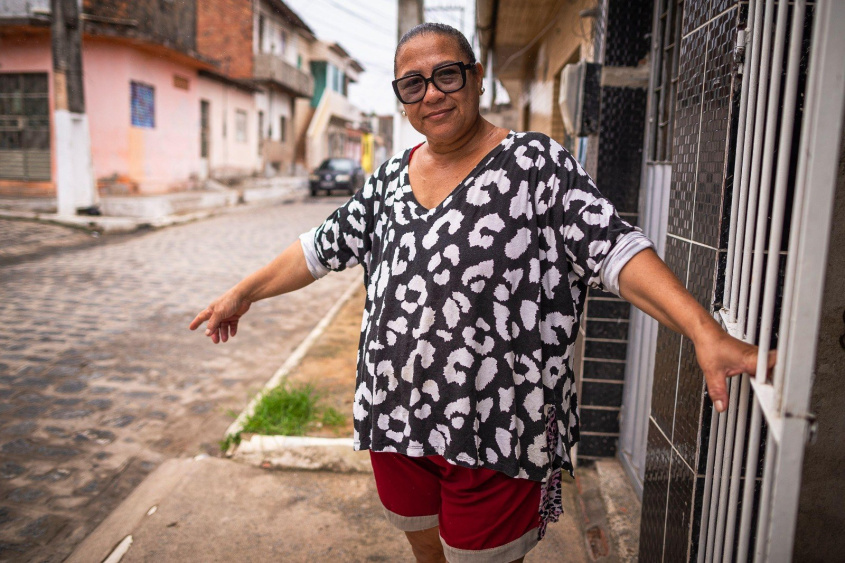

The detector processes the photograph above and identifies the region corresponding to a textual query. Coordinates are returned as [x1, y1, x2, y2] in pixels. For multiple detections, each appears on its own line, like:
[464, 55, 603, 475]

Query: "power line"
[301, 18, 397, 59]
[314, 0, 396, 37]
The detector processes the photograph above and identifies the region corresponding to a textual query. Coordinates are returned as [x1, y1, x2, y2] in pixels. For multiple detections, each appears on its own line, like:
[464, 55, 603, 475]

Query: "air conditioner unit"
[558, 62, 600, 137]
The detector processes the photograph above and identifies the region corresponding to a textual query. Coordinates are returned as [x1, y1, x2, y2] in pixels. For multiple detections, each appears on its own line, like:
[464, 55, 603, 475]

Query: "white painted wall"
[54, 110, 97, 215]
[196, 76, 261, 179]
[255, 90, 293, 142]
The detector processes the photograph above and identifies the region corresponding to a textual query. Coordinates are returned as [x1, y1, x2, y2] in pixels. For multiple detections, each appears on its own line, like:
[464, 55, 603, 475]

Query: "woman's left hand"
[619, 249, 778, 412]
[692, 328, 777, 412]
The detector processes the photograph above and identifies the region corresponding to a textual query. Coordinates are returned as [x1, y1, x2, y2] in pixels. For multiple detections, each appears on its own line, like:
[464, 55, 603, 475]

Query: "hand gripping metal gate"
[697, 1, 845, 561]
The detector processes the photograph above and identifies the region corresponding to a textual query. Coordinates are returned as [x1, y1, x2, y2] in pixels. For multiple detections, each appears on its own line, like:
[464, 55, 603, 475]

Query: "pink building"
[0, 0, 302, 198]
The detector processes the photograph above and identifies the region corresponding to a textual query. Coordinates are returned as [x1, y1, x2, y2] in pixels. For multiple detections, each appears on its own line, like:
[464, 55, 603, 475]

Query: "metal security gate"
[0, 73, 51, 181]
[697, 0, 845, 561]
[619, 0, 682, 496]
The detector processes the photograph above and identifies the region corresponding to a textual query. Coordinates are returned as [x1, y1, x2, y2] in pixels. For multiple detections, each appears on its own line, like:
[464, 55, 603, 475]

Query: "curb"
[0, 186, 307, 234]
[232, 435, 371, 473]
[225, 278, 364, 470]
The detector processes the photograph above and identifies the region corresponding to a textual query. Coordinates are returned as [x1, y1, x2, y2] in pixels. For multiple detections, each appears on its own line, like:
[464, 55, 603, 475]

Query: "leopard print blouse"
[303, 131, 651, 537]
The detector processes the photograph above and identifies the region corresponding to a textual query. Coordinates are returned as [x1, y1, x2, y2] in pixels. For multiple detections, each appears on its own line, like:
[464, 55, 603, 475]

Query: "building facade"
[0, 0, 317, 197]
[0, 0, 218, 195]
[196, 0, 315, 178]
[294, 40, 365, 172]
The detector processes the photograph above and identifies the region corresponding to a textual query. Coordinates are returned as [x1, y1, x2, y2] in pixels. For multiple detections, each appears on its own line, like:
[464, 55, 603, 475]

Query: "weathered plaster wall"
[84, 38, 201, 192]
[196, 75, 261, 179]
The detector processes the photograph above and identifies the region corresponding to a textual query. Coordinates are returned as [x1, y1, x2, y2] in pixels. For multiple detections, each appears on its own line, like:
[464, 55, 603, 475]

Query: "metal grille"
[647, 0, 684, 163]
[0, 73, 51, 181]
[698, 1, 845, 561]
[201, 100, 210, 158]
[130, 81, 155, 128]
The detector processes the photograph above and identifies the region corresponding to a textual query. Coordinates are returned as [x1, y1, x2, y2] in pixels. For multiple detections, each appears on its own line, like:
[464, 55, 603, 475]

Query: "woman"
[191, 23, 771, 563]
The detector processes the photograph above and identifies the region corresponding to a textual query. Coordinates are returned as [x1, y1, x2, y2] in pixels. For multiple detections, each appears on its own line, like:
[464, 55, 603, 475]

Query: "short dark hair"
[394, 23, 477, 76]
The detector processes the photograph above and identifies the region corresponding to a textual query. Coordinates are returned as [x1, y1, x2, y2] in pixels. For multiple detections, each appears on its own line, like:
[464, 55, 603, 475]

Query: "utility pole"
[394, 0, 425, 151]
[51, 0, 97, 216]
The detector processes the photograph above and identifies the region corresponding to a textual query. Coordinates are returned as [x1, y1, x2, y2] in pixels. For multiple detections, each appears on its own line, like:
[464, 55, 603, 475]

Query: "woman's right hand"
[188, 240, 317, 344]
[189, 289, 252, 344]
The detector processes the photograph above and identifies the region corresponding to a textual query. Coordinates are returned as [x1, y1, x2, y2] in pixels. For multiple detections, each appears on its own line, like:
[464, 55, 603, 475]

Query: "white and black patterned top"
[300, 131, 652, 535]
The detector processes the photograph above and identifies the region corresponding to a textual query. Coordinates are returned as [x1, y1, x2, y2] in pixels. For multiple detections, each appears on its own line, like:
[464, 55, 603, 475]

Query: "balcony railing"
[253, 53, 314, 98]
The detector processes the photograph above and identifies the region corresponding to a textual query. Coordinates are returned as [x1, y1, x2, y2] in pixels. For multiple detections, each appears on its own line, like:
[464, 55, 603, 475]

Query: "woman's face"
[394, 33, 483, 145]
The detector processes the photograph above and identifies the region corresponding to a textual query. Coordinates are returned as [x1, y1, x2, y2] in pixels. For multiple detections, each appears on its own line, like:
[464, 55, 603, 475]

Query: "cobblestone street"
[0, 199, 359, 561]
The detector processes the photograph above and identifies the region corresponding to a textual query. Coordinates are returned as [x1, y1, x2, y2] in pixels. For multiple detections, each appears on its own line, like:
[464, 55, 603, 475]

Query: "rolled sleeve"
[299, 228, 330, 280]
[599, 230, 654, 296]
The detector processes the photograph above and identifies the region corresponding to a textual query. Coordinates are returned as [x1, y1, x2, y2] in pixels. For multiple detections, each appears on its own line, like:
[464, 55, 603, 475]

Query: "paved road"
[0, 198, 360, 562]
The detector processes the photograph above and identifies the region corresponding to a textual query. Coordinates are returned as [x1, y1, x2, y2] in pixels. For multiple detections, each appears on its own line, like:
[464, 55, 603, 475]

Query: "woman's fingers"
[208, 317, 240, 344]
[190, 292, 249, 344]
[705, 372, 729, 413]
[205, 312, 222, 336]
[189, 308, 212, 331]
[702, 342, 778, 413]
[767, 350, 777, 378]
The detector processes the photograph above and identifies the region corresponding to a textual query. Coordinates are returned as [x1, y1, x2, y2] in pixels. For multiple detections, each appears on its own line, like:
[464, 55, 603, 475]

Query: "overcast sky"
[284, 0, 476, 116]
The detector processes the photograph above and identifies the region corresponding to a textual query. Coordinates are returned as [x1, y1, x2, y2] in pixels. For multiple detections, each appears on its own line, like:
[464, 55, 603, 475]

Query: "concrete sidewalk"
[0, 176, 308, 234]
[0, 178, 314, 265]
[67, 453, 638, 562]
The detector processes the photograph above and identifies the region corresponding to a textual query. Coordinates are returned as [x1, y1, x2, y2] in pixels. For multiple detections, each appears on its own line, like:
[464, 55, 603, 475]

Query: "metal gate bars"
[697, 1, 845, 561]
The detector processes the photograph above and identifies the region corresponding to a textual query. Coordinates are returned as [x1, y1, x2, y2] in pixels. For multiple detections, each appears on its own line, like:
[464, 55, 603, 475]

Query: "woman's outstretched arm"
[617, 248, 775, 412]
[189, 240, 315, 344]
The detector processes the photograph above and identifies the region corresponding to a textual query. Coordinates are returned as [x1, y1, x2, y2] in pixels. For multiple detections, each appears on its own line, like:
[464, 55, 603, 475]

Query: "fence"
[697, 0, 845, 560]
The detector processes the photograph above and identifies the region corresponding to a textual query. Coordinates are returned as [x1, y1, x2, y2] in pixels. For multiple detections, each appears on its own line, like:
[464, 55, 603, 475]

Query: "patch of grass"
[240, 384, 346, 438]
[219, 433, 241, 453]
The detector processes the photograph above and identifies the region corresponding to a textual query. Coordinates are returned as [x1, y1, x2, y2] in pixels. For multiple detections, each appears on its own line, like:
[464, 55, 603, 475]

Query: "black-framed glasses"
[392, 62, 475, 104]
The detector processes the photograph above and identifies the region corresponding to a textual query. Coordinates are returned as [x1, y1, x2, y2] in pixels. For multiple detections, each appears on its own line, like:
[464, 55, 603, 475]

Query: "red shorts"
[370, 451, 541, 562]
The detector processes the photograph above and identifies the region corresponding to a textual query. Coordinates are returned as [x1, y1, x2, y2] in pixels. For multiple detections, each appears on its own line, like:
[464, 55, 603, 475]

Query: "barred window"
[647, 0, 684, 162]
[131, 82, 155, 128]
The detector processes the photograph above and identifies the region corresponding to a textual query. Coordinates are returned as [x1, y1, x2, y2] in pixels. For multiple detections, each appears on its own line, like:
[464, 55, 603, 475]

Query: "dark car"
[309, 158, 365, 196]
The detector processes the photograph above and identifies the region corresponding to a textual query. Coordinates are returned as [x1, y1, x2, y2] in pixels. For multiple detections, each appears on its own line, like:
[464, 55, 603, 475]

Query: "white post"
[54, 111, 97, 216]
[52, 0, 97, 217]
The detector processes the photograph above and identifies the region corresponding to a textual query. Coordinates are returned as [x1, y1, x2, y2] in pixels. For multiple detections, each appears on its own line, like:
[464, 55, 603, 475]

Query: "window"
[328, 64, 342, 94]
[279, 115, 286, 143]
[0, 72, 51, 181]
[647, 0, 684, 162]
[258, 110, 264, 155]
[200, 99, 210, 158]
[235, 109, 247, 143]
[131, 82, 155, 128]
[258, 15, 265, 53]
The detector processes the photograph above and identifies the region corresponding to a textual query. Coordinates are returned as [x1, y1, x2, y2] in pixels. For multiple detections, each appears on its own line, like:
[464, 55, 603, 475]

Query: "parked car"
[309, 158, 365, 196]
